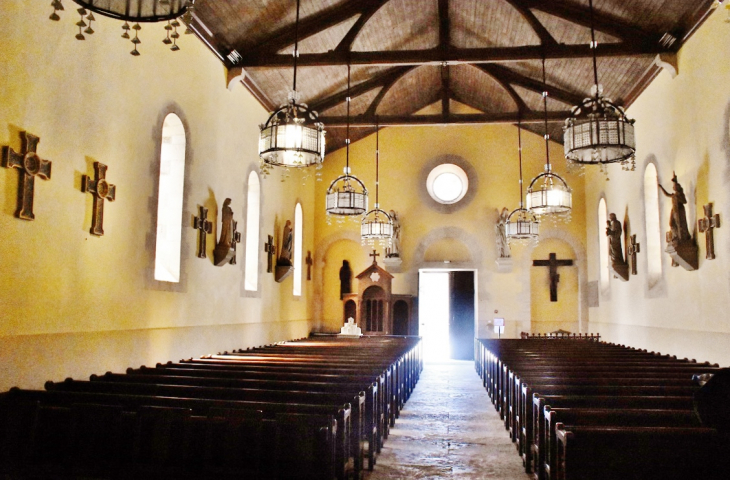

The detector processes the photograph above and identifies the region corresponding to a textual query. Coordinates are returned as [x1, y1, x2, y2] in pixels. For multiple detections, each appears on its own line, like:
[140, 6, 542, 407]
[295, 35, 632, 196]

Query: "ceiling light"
[362, 123, 393, 245]
[506, 119, 539, 242]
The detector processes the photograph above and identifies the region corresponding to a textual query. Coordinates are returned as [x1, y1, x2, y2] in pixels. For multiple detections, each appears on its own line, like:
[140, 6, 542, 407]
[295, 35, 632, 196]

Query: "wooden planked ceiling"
[191, 0, 716, 152]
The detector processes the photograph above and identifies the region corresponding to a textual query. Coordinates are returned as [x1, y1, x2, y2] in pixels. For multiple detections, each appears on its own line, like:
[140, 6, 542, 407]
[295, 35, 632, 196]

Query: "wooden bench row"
[0, 335, 423, 479]
[475, 338, 727, 480]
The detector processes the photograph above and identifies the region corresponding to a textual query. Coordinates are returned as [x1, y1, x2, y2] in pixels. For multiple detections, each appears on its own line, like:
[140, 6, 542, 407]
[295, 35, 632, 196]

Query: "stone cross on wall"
[193, 206, 212, 259]
[369, 249, 380, 264]
[532, 253, 574, 302]
[264, 235, 276, 273]
[698, 203, 721, 260]
[306, 251, 313, 280]
[81, 162, 116, 236]
[2, 131, 52, 220]
[627, 234, 640, 275]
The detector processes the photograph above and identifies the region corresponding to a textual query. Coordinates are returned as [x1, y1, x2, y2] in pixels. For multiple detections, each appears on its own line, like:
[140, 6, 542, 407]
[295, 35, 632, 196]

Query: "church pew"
[539, 408, 699, 480]
[554, 424, 725, 480]
[95, 371, 379, 471]
[0, 388, 345, 479]
[43, 380, 362, 479]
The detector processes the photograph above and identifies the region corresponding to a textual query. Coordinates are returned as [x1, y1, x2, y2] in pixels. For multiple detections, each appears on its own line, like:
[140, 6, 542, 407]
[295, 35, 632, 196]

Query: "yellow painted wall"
[584, 7, 730, 366]
[530, 238, 579, 333]
[0, 0, 314, 390]
[313, 123, 587, 338]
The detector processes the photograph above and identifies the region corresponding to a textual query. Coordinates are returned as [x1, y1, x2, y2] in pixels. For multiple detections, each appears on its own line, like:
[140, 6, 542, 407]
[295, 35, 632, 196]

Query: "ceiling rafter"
[476, 64, 584, 106]
[318, 110, 572, 127]
[310, 65, 414, 113]
[235, 0, 390, 61]
[504, 0, 558, 46]
[236, 42, 667, 68]
[475, 66, 529, 113]
[522, 0, 659, 46]
[364, 66, 415, 117]
[334, 0, 391, 52]
[439, 0, 451, 118]
[441, 64, 451, 117]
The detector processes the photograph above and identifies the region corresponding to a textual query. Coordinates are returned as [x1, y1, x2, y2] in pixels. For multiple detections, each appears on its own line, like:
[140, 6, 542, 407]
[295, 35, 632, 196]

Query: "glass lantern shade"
[326, 168, 368, 216]
[526, 166, 572, 216]
[71, 0, 191, 22]
[361, 208, 393, 239]
[259, 102, 326, 168]
[505, 208, 539, 240]
[564, 86, 636, 165]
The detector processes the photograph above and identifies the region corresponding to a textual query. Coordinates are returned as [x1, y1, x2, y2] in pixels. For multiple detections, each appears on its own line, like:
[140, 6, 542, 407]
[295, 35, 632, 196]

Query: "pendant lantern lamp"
[527, 57, 572, 219]
[326, 65, 368, 216]
[563, 0, 636, 170]
[506, 118, 540, 242]
[361, 123, 393, 244]
[258, 0, 325, 173]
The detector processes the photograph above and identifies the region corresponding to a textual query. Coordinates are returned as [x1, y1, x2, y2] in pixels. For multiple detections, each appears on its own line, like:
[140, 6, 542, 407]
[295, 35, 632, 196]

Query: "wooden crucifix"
[193, 206, 212, 259]
[698, 203, 721, 260]
[81, 162, 116, 236]
[627, 234, 640, 275]
[369, 249, 380, 264]
[306, 251, 313, 280]
[264, 235, 276, 273]
[532, 253, 574, 302]
[2, 131, 52, 220]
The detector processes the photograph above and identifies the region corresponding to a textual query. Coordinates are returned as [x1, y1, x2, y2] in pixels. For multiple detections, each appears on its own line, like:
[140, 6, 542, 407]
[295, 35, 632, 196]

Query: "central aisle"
[364, 360, 531, 479]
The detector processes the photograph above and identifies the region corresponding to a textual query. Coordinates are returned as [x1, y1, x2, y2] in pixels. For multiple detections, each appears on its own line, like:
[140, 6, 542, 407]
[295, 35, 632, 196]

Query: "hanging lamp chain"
[542, 55, 550, 169]
[375, 120, 380, 206]
[293, 0, 300, 94]
[346, 63, 351, 171]
[518, 115, 524, 209]
[589, 0, 599, 97]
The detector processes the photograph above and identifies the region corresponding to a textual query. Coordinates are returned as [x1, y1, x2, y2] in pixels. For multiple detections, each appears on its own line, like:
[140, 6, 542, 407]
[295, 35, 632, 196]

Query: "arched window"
[154, 113, 186, 283]
[244, 171, 261, 291]
[644, 163, 662, 285]
[293, 203, 303, 296]
[598, 198, 609, 289]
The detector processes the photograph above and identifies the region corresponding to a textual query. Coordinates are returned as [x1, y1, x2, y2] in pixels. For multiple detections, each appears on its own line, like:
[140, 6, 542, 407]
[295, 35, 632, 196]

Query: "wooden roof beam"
[319, 110, 572, 127]
[522, 0, 659, 46]
[310, 65, 414, 113]
[238, 42, 667, 68]
[335, 0, 391, 52]
[476, 64, 584, 106]
[236, 0, 390, 60]
[504, 0, 558, 46]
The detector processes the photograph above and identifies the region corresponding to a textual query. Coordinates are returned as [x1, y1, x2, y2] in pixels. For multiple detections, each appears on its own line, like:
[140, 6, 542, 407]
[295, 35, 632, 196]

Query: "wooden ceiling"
[190, 0, 716, 151]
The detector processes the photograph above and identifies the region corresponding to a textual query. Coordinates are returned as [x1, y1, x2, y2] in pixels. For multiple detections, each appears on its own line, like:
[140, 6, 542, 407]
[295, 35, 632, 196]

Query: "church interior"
[3, 0, 730, 478]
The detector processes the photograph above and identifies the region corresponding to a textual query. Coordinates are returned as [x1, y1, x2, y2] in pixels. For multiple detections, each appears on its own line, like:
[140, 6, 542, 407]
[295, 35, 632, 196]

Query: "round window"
[427, 163, 469, 204]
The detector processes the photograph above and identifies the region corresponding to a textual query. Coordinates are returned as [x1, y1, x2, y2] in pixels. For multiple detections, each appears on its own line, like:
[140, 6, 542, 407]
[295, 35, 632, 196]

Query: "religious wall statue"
[274, 220, 294, 282]
[339, 260, 352, 300]
[213, 198, 240, 266]
[658, 172, 698, 270]
[386, 210, 401, 258]
[496, 207, 511, 259]
[606, 212, 628, 281]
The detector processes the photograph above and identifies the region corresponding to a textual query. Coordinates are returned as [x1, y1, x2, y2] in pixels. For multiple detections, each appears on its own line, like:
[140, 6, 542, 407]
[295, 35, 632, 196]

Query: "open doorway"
[419, 269, 476, 361]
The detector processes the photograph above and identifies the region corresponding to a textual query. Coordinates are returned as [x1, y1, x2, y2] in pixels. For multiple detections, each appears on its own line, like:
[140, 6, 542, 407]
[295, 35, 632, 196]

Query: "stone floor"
[363, 360, 531, 479]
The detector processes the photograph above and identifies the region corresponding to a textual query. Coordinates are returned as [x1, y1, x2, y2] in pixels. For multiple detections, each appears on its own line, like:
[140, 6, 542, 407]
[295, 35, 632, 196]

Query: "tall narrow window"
[244, 171, 261, 291]
[154, 113, 186, 282]
[598, 198, 609, 289]
[293, 203, 303, 296]
[644, 163, 662, 285]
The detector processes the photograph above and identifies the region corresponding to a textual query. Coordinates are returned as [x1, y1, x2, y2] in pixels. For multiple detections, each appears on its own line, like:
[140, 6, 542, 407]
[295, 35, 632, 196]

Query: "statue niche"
[658, 172, 698, 271]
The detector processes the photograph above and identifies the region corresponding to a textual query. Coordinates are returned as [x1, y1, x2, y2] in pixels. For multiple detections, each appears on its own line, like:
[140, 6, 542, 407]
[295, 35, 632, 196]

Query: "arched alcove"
[598, 197, 609, 291]
[244, 171, 261, 292]
[644, 162, 663, 287]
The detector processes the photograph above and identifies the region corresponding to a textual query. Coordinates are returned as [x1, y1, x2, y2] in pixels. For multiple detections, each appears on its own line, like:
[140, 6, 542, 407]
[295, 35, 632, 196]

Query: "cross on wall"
[193, 206, 212, 259]
[532, 253, 574, 302]
[2, 131, 52, 220]
[81, 162, 116, 236]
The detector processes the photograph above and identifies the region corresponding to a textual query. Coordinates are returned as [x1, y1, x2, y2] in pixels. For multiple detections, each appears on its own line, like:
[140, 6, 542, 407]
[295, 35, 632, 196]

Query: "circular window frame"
[427, 164, 469, 204]
[419, 155, 477, 214]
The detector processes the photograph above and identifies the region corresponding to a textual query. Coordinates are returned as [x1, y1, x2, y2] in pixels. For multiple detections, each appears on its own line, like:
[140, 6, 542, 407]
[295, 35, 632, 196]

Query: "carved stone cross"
[82, 162, 116, 236]
[2, 131, 52, 220]
[229, 220, 242, 265]
[264, 235, 276, 273]
[306, 251, 313, 280]
[627, 234, 640, 275]
[369, 249, 380, 264]
[532, 253, 574, 302]
[698, 203, 721, 260]
[193, 206, 212, 259]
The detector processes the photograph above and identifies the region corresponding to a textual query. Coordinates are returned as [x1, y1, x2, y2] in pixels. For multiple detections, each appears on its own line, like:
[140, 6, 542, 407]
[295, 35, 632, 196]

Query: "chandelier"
[326, 65, 368, 216]
[527, 57, 572, 219]
[563, 0, 636, 169]
[361, 123, 393, 244]
[506, 119, 539, 242]
[258, 0, 325, 173]
[49, 0, 195, 55]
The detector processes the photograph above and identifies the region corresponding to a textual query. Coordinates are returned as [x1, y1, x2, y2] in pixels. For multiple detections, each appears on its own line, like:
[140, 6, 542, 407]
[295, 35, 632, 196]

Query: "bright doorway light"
[419, 271, 450, 361]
